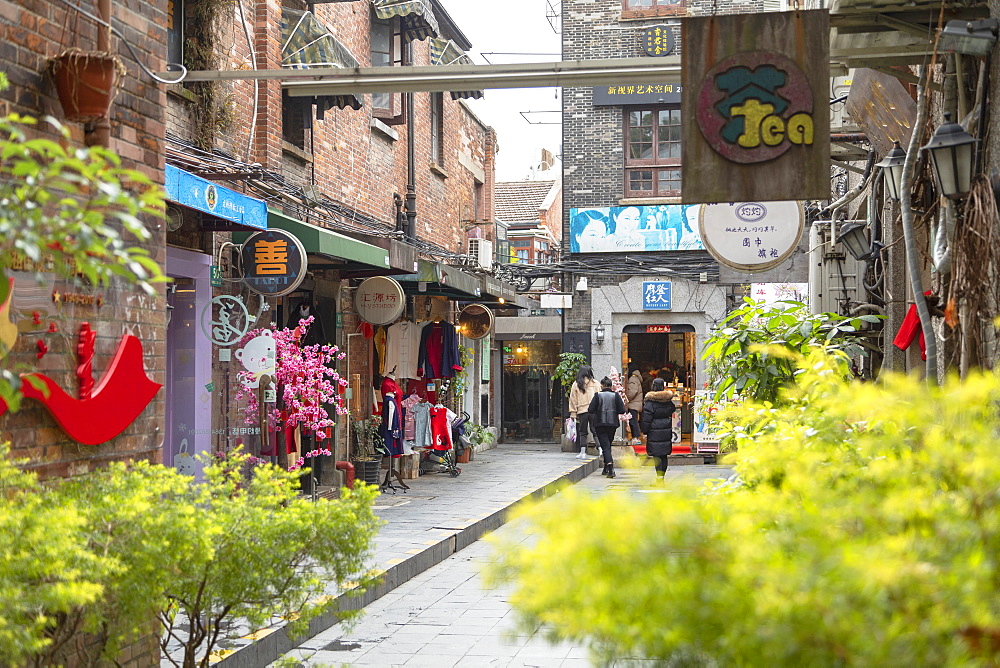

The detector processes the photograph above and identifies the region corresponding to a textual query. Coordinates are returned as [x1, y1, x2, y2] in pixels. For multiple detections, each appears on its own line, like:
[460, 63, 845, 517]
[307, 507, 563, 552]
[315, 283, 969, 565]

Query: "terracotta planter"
[50, 50, 125, 123]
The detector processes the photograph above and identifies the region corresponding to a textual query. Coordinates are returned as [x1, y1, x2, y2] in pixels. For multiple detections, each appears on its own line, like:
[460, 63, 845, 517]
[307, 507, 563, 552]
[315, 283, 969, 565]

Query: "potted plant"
[48, 48, 126, 123]
[351, 416, 384, 486]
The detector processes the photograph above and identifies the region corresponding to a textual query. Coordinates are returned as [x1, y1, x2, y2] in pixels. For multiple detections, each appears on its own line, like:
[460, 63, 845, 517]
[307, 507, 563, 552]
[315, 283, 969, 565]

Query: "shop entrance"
[500, 338, 561, 442]
[622, 325, 697, 443]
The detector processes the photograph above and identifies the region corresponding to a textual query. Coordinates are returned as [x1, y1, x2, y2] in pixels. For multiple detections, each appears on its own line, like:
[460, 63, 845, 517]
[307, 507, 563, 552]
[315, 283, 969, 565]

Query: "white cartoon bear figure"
[235, 331, 276, 389]
[174, 438, 196, 476]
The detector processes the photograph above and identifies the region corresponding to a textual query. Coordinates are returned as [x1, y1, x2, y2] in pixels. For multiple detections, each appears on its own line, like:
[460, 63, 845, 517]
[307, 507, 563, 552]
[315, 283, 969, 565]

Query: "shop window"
[625, 106, 681, 198]
[516, 248, 529, 262]
[430, 92, 444, 165]
[622, 0, 686, 18]
[282, 91, 311, 150]
[371, 16, 408, 125]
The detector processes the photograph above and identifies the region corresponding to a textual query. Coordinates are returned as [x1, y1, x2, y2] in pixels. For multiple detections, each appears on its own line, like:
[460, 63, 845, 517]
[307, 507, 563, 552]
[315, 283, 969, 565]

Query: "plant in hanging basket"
[48, 48, 126, 123]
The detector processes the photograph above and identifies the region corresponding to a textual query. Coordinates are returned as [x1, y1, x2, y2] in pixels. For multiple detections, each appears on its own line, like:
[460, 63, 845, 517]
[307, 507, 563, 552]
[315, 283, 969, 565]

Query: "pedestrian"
[568, 365, 601, 459]
[588, 376, 626, 479]
[640, 378, 676, 485]
[625, 363, 644, 445]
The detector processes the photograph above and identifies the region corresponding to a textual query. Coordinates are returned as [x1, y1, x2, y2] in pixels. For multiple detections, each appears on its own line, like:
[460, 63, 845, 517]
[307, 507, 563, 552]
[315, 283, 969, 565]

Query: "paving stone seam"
[213, 457, 601, 668]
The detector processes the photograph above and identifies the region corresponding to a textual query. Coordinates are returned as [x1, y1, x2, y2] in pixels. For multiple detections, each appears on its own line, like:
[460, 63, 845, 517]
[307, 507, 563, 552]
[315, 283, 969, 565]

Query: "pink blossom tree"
[234, 317, 348, 467]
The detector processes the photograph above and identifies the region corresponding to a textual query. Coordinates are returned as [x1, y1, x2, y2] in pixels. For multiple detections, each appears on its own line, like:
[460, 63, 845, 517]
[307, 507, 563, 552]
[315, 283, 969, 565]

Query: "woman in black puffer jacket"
[640, 378, 676, 484]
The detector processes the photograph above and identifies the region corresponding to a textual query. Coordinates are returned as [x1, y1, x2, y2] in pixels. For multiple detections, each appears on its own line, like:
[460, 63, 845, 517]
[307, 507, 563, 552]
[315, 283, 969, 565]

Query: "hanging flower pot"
[49, 49, 126, 123]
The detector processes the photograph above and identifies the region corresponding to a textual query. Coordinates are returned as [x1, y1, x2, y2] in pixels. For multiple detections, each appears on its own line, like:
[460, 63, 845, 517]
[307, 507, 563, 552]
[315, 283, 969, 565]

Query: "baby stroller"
[417, 411, 466, 477]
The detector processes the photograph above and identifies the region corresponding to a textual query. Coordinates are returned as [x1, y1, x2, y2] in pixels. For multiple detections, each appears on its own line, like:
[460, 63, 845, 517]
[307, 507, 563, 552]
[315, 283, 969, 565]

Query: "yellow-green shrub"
[490, 353, 1000, 666]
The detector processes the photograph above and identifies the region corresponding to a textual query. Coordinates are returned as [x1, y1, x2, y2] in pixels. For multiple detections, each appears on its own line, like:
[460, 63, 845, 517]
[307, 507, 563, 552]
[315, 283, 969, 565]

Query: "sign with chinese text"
[239, 229, 307, 297]
[681, 10, 830, 203]
[698, 201, 804, 271]
[642, 25, 675, 57]
[355, 276, 404, 325]
[200, 295, 251, 346]
[570, 205, 703, 253]
[210, 265, 222, 287]
[591, 83, 682, 106]
[642, 282, 672, 310]
[165, 165, 267, 230]
[646, 325, 672, 333]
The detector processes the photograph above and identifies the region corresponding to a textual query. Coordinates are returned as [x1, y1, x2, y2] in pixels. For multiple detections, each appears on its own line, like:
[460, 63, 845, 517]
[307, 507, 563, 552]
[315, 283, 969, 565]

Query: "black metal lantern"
[838, 222, 871, 261]
[594, 320, 606, 345]
[922, 112, 977, 199]
[875, 140, 907, 201]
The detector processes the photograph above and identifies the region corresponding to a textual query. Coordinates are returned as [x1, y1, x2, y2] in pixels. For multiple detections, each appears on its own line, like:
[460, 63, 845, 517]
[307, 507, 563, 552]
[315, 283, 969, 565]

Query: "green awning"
[373, 0, 439, 41]
[266, 209, 390, 270]
[396, 259, 482, 298]
[429, 37, 484, 100]
[281, 9, 363, 113]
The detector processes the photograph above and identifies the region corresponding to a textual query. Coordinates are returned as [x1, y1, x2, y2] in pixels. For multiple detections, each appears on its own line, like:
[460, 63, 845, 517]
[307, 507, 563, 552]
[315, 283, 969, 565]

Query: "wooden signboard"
[682, 10, 830, 203]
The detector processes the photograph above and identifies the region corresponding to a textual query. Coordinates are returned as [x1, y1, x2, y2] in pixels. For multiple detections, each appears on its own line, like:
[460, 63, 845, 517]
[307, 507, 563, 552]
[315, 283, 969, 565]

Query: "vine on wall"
[185, 0, 235, 149]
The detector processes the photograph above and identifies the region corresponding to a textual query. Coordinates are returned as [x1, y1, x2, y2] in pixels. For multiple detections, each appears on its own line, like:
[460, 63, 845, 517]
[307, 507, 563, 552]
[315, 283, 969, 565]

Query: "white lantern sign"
[698, 201, 805, 272]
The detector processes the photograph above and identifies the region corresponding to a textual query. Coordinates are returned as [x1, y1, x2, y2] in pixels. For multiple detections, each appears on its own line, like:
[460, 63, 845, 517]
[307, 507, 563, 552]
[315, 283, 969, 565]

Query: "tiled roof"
[495, 180, 558, 224]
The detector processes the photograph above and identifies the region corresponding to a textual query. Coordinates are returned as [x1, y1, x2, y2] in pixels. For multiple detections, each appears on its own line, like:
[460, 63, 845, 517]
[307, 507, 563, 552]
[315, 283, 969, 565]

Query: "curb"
[214, 456, 602, 668]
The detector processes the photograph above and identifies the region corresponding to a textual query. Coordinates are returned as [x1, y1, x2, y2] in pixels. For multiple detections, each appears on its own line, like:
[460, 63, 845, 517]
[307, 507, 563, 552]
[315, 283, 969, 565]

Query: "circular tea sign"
[698, 201, 804, 272]
[355, 276, 405, 325]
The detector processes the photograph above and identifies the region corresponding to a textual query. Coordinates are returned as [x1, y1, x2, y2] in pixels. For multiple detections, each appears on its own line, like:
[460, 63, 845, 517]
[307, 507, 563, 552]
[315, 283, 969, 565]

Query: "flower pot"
[50, 50, 125, 123]
[352, 459, 381, 486]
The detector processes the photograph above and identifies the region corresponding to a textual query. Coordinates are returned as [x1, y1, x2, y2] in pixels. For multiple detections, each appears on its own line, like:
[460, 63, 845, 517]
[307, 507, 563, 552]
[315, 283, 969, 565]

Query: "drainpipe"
[335, 461, 355, 489]
[405, 92, 417, 240]
[87, 0, 113, 148]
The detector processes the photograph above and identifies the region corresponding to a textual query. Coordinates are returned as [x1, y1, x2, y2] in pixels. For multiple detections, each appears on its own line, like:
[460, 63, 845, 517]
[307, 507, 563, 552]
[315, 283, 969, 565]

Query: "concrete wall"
[589, 276, 726, 383]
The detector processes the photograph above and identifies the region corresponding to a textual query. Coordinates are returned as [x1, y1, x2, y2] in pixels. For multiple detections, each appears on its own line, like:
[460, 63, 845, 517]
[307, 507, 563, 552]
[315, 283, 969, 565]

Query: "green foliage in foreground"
[489, 353, 1000, 666]
[702, 298, 880, 404]
[0, 449, 381, 668]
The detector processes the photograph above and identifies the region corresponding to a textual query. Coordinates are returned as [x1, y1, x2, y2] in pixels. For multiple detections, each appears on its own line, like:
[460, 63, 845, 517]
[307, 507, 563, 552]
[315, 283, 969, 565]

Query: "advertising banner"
[569, 204, 703, 253]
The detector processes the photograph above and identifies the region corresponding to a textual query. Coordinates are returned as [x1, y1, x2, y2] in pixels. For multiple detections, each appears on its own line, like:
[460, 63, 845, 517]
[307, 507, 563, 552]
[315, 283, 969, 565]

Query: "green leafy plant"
[465, 423, 494, 450]
[0, 447, 381, 668]
[553, 352, 588, 398]
[351, 416, 383, 461]
[489, 352, 1000, 666]
[451, 344, 475, 396]
[701, 297, 880, 404]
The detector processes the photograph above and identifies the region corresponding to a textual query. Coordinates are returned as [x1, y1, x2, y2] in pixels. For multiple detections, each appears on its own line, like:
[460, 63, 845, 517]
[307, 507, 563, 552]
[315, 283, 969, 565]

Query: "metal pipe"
[406, 92, 417, 240]
[335, 461, 355, 489]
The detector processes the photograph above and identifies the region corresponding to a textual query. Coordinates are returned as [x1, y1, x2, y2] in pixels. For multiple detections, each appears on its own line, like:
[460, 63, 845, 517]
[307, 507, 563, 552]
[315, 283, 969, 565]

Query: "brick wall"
[0, 0, 167, 479]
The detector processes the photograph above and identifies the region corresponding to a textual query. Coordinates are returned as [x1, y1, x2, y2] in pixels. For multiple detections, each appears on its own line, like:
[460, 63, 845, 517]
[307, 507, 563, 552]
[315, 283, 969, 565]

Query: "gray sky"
[438, 0, 562, 183]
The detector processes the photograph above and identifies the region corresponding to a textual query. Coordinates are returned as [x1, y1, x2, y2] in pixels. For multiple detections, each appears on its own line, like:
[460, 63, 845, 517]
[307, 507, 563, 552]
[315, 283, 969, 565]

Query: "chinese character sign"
[698, 201, 804, 272]
[642, 281, 672, 310]
[240, 229, 307, 297]
[354, 276, 405, 325]
[642, 25, 675, 57]
[681, 10, 830, 203]
[569, 205, 703, 254]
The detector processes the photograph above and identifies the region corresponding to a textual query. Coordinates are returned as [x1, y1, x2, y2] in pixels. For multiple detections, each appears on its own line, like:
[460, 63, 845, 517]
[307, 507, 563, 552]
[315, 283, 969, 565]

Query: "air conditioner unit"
[808, 221, 866, 316]
[468, 239, 494, 271]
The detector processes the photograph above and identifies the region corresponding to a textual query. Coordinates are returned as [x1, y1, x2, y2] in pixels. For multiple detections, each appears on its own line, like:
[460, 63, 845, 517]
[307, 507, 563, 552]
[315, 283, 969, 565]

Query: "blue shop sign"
[642, 281, 672, 310]
[165, 165, 267, 230]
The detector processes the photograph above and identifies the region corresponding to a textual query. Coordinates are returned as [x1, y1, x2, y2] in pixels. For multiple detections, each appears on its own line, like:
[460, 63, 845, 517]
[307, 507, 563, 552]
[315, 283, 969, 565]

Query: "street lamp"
[594, 320, 606, 345]
[939, 18, 999, 56]
[838, 222, 872, 261]
[922, 112, 977, 199]
[875, 140, 907, 201]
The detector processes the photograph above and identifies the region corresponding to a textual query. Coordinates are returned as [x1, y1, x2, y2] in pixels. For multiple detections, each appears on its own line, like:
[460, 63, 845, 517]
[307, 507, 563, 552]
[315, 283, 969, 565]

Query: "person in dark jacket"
[640, 378, 676, 484]
[588, 377, 626, 479]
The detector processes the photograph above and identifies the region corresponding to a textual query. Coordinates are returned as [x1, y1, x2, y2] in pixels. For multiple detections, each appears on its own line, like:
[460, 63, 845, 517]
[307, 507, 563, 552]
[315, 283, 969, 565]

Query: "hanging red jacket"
[893, 291, 931, 361]
[429, 405, 453, 451]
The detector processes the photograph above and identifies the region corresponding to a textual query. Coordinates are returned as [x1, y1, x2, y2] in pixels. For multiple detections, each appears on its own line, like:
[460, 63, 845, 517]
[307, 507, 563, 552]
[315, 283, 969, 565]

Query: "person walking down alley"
[569, 365, 601, 460]
[625, 364, 644, 445]
[640, 378, 676, 485]
[588, 377, 626, 479]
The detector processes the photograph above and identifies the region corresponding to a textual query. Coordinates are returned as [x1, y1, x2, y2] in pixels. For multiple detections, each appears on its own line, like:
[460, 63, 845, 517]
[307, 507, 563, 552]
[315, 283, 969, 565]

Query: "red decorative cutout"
[0, 329, 162, 445]
[32, 311, 42, 325]
[35, 340, 48, 359]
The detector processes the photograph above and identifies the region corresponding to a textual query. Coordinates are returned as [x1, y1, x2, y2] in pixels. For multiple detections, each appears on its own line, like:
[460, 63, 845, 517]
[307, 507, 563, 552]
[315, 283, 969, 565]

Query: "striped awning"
[429, 37, 484, 100]
[373, 0, 439, 41]
[281, 9, 363, 112]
